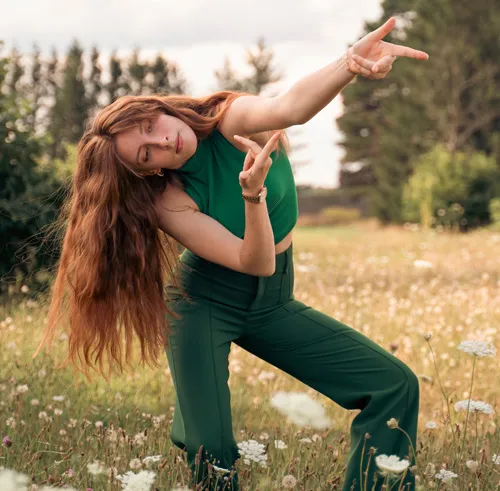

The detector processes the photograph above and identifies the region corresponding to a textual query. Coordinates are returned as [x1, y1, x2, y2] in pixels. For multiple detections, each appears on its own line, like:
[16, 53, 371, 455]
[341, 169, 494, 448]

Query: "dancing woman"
[35, 17, 428, 491]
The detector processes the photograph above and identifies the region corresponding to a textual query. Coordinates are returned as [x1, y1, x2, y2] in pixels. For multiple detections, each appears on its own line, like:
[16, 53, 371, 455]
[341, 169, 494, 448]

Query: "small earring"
[156, 168, 164, 177]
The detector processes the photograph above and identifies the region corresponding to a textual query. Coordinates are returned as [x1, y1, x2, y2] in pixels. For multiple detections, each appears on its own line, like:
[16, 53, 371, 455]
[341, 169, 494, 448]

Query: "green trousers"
[165, 243, 419, 490]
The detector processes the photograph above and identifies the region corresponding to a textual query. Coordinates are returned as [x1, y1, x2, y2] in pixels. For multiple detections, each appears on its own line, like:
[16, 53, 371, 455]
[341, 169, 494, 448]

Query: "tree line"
[0, 38, 282, 292]
[337, 0, 500, 226]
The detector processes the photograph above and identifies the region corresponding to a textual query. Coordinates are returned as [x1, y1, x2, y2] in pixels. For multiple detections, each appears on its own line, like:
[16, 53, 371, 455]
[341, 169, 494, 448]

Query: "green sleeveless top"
[175, 128, 299, 245]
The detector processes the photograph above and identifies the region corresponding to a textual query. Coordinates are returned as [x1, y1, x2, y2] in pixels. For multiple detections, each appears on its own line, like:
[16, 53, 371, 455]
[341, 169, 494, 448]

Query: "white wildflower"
[237, 440, 268, 468]
[375, 454, 410, 475]
[87, 460, 107, 475]
[0, 468, 30, 491]
[274, 439, 287, 449]
[30, 399, 39, 406]
[299, 437, 313, 444]
[466, 460, 478, 472]
[21, 285, 29, 293]
[95, 421, 104, 429]
[270, 391, 332, 429]
[413, 260, 433, 269]
[115, 470, 156, 491]
[6, 417, 16, 428]
[52, 395, 65, 402]
[492, 454, 500, 465]
[16, 385, 29, 394]
[259, 432, 269, 441]
[282, 474, 298, 488]
[457, 340, 496, 357]
[133, 432, 147, 446]
[53, 409, 63, 416]
[434, 469, 458, 483]
[454, 399, 494, 414]
[386, 418, 399, 429]
[425, 421, 437, 429]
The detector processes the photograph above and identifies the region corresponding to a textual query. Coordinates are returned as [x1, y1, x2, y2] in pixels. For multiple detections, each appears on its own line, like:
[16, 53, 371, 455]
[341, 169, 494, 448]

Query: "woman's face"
[115, 113, 197, 174]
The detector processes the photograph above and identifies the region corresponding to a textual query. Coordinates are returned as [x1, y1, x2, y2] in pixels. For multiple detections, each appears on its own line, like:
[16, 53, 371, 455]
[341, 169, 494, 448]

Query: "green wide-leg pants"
[164, 243, 419, 491]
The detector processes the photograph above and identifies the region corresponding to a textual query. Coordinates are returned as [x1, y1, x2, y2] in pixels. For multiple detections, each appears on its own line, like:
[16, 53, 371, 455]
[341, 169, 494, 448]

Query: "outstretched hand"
[347, 17, 429, 80]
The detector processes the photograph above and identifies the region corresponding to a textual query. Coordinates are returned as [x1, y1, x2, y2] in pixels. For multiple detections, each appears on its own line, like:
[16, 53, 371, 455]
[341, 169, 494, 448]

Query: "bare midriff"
[275, 229, 293, 255]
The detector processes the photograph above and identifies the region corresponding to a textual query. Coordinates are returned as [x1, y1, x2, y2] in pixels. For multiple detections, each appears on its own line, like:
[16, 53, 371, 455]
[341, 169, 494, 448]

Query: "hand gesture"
[346, 17, 429, 80]
[234, 132, 281, 195]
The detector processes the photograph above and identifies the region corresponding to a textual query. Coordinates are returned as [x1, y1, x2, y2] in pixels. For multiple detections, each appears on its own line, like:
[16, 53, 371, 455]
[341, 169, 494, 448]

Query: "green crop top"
[175, 128, 299, 245]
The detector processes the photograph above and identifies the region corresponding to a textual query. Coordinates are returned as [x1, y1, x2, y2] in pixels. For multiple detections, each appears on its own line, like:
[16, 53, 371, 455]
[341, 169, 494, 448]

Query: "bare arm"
[219, 18, 429, 137]
[156, 184, 275, 276]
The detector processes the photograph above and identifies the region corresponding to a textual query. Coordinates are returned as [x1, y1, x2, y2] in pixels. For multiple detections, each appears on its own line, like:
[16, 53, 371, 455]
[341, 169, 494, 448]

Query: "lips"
[176, 133, 183, 153]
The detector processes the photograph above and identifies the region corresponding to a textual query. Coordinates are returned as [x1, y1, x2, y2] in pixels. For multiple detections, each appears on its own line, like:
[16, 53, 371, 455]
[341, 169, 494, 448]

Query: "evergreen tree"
[146, 53, 187, 95]
[0, 48, 64, 290]
[48, 41, 89, 158]
[215, 38, 282, 95]
[127, 47, 147, 95]
[337, 0, 500, 222]
[87, 45, 103, 117]
[106, 50, 127, 103]
[27, 43, 43, 131]
[7, 46, 24, 94]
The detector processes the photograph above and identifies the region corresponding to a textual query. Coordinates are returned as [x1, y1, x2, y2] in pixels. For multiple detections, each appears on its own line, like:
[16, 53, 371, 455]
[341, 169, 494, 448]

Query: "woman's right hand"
[234, 132, 281, 195]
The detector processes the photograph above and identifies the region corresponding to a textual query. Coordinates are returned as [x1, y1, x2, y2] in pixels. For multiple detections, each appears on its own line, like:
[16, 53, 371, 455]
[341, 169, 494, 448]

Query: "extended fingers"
[367, 17, 396, 42]
[233, 134, 262, 155]
[387, 42, 429, 60]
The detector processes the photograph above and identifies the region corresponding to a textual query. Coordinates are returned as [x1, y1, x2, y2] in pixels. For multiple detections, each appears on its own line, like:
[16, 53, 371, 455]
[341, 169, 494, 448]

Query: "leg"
[236, 299, 419, 491]
[165, 294, 242, 490]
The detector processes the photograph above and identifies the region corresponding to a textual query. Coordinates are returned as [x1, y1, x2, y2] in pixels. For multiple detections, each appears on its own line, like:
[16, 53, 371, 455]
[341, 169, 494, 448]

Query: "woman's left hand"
[347, 17, 429, 80]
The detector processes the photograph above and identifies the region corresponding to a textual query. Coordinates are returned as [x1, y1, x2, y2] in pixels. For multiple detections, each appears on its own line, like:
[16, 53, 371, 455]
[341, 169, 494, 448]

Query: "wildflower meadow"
[1, 224, 499, 490]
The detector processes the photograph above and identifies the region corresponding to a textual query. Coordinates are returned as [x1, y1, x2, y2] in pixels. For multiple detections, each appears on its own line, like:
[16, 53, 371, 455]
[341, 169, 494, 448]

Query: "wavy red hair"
[33, 90, 288, 382]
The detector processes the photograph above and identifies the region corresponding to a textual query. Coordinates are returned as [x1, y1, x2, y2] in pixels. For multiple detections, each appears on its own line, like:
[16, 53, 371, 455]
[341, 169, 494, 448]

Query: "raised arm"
[219, 17, 429, 137]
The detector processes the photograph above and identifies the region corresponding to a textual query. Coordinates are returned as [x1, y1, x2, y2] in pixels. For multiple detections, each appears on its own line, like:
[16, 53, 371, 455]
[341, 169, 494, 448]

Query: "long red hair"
[33, 90, 288, 382]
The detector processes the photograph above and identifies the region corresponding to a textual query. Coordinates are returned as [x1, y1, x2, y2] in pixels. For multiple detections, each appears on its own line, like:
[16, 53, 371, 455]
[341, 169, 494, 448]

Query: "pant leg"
[236, 299, 420, 491]
[165, 293, 242, 490]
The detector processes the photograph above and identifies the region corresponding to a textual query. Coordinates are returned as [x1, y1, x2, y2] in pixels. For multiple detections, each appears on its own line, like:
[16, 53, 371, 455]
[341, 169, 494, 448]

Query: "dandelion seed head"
[375, 454, 410, 474]
[282, 474, 297, 488]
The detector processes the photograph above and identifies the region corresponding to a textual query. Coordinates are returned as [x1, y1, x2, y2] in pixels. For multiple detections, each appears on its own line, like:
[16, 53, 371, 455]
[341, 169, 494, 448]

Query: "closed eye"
[144, 120, 153, 162]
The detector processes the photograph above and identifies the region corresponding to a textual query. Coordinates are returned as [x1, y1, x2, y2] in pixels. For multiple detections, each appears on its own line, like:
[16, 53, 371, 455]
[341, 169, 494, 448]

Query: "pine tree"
[337, 0, 500, 222]
[146, 53, 187, 95]
[127, 47, 147, 95]
[48, 40, 89, 158]
[6, 46, 24, 94]
[106, 50, 129, 103]
[215, 38, 282, 95]
[27, 43, 43, 131]
[87, 45, 102, 118]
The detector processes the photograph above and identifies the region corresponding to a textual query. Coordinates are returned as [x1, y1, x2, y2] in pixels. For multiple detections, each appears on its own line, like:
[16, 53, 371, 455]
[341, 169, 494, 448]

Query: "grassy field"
[1, 224, 500, 490]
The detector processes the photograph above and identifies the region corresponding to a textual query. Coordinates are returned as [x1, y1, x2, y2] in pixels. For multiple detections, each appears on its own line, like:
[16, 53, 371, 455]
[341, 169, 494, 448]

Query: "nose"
[159, 135, 173, 150]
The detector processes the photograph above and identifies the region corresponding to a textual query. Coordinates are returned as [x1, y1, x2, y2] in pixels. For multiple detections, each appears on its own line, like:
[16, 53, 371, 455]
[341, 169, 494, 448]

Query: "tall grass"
[1, 224, 499, 490]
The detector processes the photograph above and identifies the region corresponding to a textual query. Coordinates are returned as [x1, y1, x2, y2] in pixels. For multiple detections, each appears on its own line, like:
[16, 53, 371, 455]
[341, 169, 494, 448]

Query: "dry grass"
[1, 224, 499, 490]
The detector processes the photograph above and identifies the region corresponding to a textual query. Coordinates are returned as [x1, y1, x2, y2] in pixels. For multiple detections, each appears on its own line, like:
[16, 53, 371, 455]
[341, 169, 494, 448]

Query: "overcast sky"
[2, 0, 384, 187]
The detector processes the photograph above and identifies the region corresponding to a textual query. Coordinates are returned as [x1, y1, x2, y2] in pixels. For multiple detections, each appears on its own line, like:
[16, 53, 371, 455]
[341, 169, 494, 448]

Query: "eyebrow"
[135, 123, 144, 165]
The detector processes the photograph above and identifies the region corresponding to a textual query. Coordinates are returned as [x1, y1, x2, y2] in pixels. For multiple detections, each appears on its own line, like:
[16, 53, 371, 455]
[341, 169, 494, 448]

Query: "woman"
[34, 17, 428, 491]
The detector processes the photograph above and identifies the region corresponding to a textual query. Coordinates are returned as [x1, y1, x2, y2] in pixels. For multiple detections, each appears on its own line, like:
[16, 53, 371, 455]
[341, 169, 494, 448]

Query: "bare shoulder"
[216, 99, 273, 152]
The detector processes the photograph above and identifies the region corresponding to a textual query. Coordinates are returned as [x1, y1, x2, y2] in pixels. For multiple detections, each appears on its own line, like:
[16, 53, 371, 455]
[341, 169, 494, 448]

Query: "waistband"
[172, 242, 294, 311]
